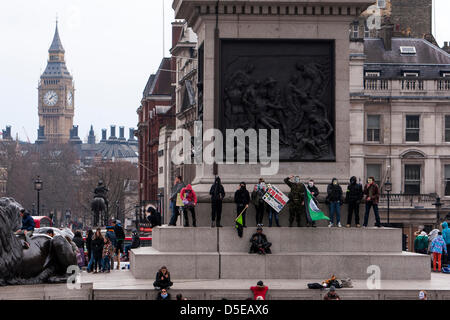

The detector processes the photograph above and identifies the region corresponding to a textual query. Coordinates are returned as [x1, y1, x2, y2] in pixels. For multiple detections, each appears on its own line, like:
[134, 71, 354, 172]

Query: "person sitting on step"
[249, 225, 272, 255]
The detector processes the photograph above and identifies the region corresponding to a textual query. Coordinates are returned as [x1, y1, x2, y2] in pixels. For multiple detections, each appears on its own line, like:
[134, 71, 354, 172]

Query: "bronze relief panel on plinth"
[220, 39, 335, 162]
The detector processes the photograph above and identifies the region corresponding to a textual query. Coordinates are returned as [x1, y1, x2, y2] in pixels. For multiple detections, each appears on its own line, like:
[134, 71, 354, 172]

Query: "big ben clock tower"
[38, 21, 74, 144]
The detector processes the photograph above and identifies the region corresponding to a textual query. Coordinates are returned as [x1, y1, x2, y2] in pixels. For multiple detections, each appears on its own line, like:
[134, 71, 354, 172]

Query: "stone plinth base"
[130, 226, 431, 280]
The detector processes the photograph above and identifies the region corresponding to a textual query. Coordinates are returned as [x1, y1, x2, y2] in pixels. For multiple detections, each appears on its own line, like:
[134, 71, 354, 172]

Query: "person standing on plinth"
[234, 182, 250, 228]
[209, 176, 225, 228]
[168, 176, 185, 226]
[326, 178, 343, 228]
[306, 179, 319, 228]
[284, 175, 306, 227]
[252, 178, 267, 226]
[345, 176, 363, 228]
[180, 184, 198, 227]
[363, 177, 381, 228]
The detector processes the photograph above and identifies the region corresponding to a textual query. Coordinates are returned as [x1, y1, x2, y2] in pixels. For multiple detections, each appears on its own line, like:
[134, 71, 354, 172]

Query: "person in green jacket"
[414, 231, 429, 254]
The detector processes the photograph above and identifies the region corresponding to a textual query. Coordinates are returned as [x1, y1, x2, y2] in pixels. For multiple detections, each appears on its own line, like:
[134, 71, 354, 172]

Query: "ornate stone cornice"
[173, 0, 373, 27]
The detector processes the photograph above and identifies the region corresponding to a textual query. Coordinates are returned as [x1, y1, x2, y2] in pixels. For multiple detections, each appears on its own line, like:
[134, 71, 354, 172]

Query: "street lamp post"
[433, 197, 443, 227]
[34, 176, 43, 216]
[158, 192, 164, 224]
[384, 178, 392, 225]
[135, 204, 140, 230]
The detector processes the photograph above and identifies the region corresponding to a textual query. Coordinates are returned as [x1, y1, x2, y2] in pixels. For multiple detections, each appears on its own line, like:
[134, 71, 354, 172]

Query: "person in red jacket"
[180, 184, 198, 227]
[250, 280, 269, 300]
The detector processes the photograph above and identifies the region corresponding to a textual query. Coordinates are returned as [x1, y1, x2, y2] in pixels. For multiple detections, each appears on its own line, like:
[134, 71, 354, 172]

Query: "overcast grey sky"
[0, 0, 449, 142]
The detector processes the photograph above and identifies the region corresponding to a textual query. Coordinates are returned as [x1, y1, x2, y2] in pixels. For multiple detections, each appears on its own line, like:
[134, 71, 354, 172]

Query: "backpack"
[442, 267, 450, 274]
[308, 283, 324, 289]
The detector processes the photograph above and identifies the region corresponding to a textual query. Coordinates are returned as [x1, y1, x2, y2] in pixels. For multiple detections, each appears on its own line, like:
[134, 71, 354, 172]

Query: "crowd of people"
[65, 219, 142, 273]
[167, 174, 383, 228]
[414, 223, 450, 273]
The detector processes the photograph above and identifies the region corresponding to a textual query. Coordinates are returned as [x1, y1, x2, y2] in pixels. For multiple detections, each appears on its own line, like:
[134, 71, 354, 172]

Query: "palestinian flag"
[304, 185, 330, 222]
[235, 210, 244, 238]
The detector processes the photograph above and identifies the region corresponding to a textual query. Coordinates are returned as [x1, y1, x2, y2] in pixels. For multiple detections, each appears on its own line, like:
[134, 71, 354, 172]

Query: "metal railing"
[379, 193, 437, 208]
[363, 78, 450, 93]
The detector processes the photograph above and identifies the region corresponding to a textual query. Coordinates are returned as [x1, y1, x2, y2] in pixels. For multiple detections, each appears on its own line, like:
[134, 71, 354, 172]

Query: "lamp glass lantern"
[384, 179, 392, 193]
[34, 176, 43, 191]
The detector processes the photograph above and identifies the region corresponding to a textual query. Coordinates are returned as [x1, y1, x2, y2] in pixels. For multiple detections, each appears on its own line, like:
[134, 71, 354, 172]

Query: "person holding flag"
[234, 182, 250, 228]
[304, 183, 330, 224]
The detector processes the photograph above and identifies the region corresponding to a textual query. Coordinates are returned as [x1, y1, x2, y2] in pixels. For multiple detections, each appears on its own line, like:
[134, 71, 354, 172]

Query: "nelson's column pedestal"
[169, 0, 376, 227]
[130, 0, 431, 287]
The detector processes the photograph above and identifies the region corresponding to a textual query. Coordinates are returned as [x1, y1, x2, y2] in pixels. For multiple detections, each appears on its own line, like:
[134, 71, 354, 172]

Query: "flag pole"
[235, 206, 247, 221]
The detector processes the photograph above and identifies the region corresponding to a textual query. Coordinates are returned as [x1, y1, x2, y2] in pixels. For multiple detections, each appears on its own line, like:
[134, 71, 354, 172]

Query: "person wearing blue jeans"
[326, 178, 343, 228]
[329, 201, 341, 227]
[87, 252, 94, 272]
[168, 176, 185, 226]
[268, 207, 281, 227]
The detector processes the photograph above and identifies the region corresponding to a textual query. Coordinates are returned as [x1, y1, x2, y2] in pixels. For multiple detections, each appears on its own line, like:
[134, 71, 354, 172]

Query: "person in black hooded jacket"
[234, 182, 250, 228]
[210, 176, 225, 227]
[345, 176, 363, 227]
[326, 178, 343, 228]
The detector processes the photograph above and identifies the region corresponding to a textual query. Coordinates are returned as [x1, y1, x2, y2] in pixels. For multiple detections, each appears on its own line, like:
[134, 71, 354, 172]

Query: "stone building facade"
[349, 32, 450, 247]
[137, 57, 176, 206]
[172, 21, 198, 185]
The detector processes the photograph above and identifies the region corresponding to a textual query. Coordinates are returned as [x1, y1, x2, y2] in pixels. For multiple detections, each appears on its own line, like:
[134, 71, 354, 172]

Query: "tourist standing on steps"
[101, 234, 114, 273]
[180, 184, 198, 227]
[345, 176, 363, 228]
[153, 266, 173, 290]
[168, 176, 186, 226]
[252, 178, 268, 226]
[234, 182, 250, 228]
[414, 231, 429, 254]
[210, 176, 225, 227]
[86, 229, 93, 270]
[430, 232, 447, 272]
[72, 231, 86, 267]
[91, 228, 104, 274]
[112, 219, 125, 270]
[363, 177, 381, 228]
[284, 175, 306, 227]
[327, 178, 343, 228]
[442, 222, 450, 264]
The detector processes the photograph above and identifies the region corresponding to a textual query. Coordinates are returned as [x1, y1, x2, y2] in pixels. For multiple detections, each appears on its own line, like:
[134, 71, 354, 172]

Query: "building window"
[445, 165, 450, 196]
[365, 71, 380, 77]
[367, 115, 381, 142]
[377, 0, 386, 8]
[366, 164, 381, 186]
[403, 72, 419, 77]
[445, 115, 450, 142]
[404, 165, 421, 194]
[352, 24, 359, 39]
[364, 23, 370, 38]
[405, 115, 420, 142]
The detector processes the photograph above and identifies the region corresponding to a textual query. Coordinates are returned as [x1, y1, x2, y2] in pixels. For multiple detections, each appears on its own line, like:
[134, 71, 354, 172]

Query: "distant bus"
[33, 216, 53, 228]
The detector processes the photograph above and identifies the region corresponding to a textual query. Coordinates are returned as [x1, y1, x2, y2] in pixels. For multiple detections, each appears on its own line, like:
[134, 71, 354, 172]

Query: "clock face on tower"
[44, 90, 58, 106]
[67, 91, 73, 107]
